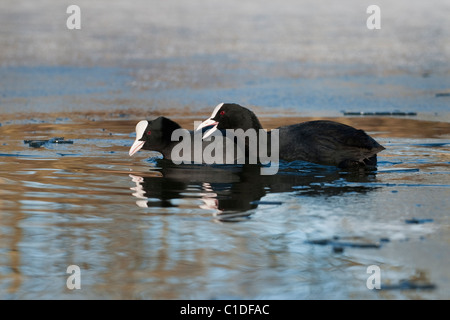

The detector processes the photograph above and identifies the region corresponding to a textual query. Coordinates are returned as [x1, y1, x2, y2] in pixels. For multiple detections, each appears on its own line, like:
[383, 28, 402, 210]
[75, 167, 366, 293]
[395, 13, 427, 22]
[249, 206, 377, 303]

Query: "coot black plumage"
[196, 103, 385, 168]
[129, 116, 241, 162]
[129, 117, 181, 158]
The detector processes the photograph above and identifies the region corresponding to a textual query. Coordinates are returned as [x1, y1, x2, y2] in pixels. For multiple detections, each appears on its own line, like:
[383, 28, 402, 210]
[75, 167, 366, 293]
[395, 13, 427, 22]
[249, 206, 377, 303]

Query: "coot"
[129, 116, 243, 163]
[196, 103, 385, 168]
[129, 117, 182, 158]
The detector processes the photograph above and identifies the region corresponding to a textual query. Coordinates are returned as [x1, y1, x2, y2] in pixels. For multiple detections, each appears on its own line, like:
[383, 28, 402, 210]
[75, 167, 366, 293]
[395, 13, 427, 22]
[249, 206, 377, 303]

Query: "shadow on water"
[129, 158, 378, 221]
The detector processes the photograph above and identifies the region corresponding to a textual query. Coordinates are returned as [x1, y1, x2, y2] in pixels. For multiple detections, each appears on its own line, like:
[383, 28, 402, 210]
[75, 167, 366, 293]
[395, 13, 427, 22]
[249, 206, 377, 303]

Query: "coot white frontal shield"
[129, 120, 148, 156]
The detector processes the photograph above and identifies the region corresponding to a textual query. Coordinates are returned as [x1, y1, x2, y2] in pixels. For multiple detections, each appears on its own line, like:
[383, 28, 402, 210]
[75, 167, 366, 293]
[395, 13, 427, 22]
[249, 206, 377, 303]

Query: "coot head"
[129, 117, 181, 156]
[196, 103, 263, 139]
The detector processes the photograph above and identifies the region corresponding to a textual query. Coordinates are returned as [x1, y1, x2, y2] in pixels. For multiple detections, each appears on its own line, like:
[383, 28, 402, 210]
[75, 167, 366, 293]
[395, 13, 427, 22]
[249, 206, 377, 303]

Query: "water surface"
[1, 114, 449, 299]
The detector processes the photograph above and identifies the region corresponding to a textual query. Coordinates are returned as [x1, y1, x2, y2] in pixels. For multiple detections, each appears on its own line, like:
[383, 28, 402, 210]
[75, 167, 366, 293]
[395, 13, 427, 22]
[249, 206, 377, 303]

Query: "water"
[1, 0, 450, 300]
[0, 114, 449, 299]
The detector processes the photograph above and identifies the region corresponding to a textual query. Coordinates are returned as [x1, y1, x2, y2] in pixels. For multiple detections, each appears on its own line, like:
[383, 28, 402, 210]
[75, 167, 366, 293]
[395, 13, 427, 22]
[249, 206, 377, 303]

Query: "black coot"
[196, 103, 385, 168]
[129, 116, 240, 162]
[129, 117, 182, 158]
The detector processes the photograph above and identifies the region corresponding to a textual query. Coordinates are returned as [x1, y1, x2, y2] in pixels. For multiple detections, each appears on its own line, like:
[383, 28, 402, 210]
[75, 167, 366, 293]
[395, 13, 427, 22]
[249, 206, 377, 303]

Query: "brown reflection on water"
[3, 110, 450, 138]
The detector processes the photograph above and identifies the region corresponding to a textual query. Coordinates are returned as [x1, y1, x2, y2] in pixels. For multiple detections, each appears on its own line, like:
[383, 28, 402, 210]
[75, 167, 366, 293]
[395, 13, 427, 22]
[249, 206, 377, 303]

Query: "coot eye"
[147, 130, 151, 135]
[220, 110, 226, 115]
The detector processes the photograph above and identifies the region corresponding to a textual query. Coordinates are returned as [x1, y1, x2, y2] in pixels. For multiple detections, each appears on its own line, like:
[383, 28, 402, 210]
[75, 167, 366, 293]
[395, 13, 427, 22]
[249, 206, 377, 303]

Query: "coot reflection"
[129, 159, 378, 220]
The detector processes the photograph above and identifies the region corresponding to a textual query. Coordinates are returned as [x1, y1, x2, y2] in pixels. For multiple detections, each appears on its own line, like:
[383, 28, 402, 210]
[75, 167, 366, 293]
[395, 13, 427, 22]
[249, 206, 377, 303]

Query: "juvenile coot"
[196, 103, 385, 168]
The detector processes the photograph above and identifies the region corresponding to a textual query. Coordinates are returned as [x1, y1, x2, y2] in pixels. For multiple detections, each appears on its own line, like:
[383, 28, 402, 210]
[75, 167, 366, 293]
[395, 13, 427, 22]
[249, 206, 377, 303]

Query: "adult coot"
[129, 116, 242, 163]
[129, 117, 182, 158]
[196, 103, 385, 168]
